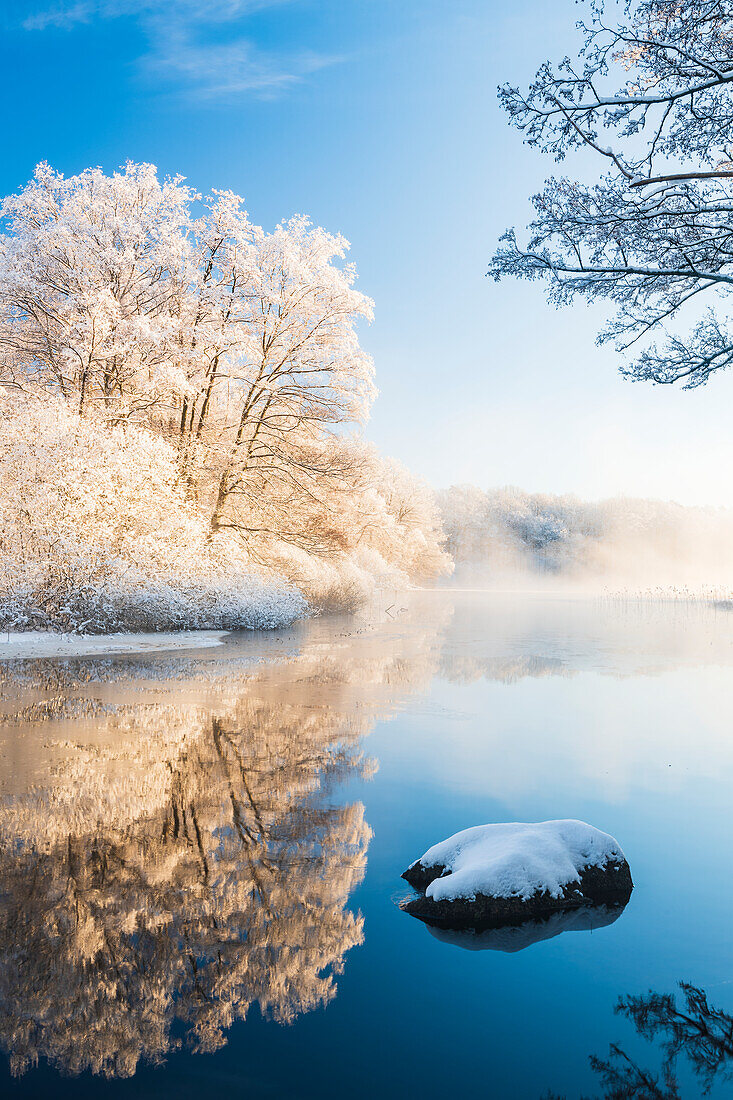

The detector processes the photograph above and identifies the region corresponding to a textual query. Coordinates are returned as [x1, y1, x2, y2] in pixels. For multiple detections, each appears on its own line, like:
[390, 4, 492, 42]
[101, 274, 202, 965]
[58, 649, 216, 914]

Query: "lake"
[0, 591, 732, 1099]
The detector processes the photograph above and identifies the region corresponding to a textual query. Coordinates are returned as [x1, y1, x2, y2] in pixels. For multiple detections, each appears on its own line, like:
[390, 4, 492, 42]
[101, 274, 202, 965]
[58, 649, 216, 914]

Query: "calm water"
[0, 592, 732, 1099]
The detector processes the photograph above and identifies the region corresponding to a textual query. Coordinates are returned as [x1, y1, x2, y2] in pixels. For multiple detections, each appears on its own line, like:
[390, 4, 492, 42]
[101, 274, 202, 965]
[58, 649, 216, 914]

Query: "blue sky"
[3, 0, 733, 506]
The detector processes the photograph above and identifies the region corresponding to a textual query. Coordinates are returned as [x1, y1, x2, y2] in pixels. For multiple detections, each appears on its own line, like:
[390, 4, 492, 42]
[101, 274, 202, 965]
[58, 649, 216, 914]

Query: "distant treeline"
[436, 486, 733, 587]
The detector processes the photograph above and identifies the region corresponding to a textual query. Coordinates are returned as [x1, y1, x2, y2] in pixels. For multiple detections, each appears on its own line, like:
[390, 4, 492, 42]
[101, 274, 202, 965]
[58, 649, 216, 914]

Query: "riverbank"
[0, 629, 231, 660]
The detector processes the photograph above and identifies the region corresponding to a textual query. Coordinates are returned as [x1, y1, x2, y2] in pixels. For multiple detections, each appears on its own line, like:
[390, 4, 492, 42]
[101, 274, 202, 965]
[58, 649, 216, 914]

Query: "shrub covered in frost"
[0, 567, 307, 635]
[0, 399, 306, 633]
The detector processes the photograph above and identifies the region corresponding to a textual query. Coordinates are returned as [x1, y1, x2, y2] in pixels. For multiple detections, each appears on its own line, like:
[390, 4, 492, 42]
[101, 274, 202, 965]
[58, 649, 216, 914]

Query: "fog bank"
[436, 486, 733, 593]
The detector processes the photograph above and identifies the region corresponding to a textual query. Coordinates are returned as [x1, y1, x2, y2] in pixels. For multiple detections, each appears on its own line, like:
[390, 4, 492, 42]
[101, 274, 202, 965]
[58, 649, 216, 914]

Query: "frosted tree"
[0, 161, 449, 623]
[0, 162, 197, 416]
[0, 164, 377, 556]
[490, 0, 733, 387]
[192, 200, 376, 545]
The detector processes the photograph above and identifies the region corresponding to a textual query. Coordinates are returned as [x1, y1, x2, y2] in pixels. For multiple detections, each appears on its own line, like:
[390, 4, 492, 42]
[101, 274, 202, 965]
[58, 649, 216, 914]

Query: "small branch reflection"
[546, 983, 733, 1099]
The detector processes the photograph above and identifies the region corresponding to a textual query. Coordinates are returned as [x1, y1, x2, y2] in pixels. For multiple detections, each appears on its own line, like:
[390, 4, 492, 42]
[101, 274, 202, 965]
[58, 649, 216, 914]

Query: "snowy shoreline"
[0, 630, 231, 660]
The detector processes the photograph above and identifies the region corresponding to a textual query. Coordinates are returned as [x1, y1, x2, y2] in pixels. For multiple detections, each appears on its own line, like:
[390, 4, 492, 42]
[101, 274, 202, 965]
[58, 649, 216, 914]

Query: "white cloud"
[24, 1, 289, 29]
[22, 0, 340, 100]
[149, 31, 339, 99]
[23, 1, 95, 30]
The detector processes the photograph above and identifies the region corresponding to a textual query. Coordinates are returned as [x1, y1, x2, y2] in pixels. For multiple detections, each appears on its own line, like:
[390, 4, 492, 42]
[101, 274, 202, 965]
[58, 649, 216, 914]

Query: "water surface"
[0, 592, 731, 1099]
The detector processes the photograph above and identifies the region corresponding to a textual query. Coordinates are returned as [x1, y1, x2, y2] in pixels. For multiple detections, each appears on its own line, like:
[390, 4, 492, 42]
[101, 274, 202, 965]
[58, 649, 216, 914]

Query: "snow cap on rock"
[409, 819, 626, 903]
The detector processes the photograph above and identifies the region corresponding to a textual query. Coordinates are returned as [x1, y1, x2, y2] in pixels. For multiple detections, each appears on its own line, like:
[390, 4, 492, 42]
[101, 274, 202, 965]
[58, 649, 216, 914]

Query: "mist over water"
[0, 593, 732, 1096]
[437, 487, 733, 594]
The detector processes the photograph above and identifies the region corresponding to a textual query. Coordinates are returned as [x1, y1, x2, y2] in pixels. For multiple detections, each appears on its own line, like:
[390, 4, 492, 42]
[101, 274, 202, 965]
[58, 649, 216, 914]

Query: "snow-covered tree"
[0, 162, 448, 626]
[0, 162, 196, 415]
[177, 196, 376, 541]
[491, 0, 733, 387]
[0, 164, 375, 538]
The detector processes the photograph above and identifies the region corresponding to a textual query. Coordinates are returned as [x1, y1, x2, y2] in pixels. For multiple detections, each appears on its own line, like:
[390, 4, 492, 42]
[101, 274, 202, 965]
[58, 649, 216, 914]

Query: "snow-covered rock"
[401, 819, 632, 926]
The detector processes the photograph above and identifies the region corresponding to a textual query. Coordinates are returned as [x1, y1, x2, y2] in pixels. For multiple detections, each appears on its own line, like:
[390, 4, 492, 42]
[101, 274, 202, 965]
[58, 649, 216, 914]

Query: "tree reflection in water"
[0, 622, 443, 1080]
[547, 983, 733, 1099]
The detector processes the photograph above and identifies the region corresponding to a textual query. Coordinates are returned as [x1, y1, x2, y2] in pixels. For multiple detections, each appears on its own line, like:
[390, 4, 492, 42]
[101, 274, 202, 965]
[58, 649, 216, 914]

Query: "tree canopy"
[0, 162, 450, 629]
[491, 0, 733, 387]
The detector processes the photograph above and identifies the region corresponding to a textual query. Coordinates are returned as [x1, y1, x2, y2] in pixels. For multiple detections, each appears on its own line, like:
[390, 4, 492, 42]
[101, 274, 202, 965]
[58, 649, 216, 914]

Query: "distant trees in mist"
[437, 486, 733, 586]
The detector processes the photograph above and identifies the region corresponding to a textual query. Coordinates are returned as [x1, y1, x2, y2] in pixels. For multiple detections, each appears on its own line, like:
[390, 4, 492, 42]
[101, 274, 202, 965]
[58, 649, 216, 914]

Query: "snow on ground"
[0, 630, 230, 660]
[409, 819, 625, 903]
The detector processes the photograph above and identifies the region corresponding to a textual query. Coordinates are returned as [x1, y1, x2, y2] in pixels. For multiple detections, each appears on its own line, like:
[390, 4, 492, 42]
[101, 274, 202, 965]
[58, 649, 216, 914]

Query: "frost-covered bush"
[0, 568, 306, 635]
[279, 545, 409, 616]
[268, 449, 452, 613]
[362, 454, 453, 582]
[0, 398, 305, 633]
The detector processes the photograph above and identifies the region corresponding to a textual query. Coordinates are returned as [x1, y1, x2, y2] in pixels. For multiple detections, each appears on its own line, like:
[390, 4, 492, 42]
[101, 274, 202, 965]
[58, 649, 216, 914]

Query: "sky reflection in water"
[0, 592, 731, 1098]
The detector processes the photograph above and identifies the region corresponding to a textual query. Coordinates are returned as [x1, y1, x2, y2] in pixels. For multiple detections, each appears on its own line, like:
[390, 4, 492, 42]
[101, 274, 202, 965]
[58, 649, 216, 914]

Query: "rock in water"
[401, 820, 632, 927]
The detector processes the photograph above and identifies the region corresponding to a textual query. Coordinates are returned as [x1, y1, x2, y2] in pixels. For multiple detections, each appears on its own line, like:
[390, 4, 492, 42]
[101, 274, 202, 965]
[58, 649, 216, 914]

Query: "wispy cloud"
[23, 1, 94, 30]
[150, 29, 338, 99]
[22, 0, 341, 100]
[23, 1, 291, 30]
